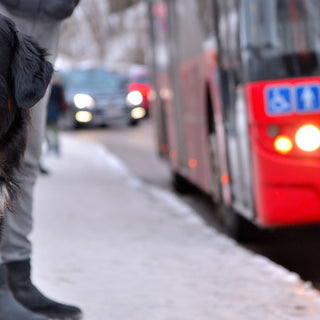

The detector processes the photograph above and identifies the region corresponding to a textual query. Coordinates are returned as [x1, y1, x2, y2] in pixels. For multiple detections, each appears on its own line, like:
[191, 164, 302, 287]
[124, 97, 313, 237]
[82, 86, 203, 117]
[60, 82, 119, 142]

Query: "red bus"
[148, 0, 320, 240]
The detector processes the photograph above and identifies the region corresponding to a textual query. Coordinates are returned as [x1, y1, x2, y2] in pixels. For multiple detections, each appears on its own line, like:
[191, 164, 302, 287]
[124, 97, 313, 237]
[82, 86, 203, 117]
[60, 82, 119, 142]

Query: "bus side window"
[152, 1, 170, 73]
[197, 0, 214, 41]
[215, 0, 240, 128]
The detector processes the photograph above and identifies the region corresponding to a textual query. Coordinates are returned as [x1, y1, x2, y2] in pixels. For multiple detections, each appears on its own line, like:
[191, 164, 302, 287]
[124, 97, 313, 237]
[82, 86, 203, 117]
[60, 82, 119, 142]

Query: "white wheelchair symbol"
[270, 89, 290, 112]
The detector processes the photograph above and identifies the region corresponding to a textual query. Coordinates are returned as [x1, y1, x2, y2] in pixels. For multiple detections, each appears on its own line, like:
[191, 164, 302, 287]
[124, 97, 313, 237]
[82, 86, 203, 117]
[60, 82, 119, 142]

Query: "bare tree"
[81, 1, 109, 63]
[58, 0, 147, 68]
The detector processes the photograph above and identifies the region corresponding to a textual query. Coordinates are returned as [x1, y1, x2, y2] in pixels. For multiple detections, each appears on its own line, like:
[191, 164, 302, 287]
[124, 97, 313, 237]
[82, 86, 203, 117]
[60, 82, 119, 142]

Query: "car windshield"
[241, 0, 320, 80]
[63, 69, 123, 92]
[132, 75, 150, 84]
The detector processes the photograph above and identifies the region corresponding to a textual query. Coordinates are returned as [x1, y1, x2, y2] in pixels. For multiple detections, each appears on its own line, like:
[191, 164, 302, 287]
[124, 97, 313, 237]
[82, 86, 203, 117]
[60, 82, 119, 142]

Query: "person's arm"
[0, 0, 80, 19]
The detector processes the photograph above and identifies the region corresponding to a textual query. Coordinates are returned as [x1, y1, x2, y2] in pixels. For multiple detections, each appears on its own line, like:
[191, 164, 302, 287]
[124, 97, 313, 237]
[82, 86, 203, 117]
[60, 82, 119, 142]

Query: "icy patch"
[127, 177, 144, 188]
[95, 144, 130, 177]
[147, 185, 205, 225]
[93, 138, 205, 226]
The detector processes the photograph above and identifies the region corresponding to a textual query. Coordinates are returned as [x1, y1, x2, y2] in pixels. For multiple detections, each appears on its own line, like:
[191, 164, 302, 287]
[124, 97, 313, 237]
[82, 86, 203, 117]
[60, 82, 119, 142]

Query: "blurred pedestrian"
[46, 73, 67, 156]
[39, 74, 67, 174]
[0, 1, 82, 320]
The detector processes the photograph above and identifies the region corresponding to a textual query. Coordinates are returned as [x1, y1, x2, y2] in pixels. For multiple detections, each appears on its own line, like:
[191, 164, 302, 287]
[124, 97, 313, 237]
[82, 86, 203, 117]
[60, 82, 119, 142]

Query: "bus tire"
[219, 206, 257, 242]
[172, 171, 196, 194]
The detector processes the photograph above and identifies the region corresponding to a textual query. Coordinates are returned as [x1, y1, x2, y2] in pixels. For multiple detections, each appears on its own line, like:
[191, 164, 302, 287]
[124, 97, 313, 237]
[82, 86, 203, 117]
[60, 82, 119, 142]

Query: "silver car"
[61, 68, 146, 128]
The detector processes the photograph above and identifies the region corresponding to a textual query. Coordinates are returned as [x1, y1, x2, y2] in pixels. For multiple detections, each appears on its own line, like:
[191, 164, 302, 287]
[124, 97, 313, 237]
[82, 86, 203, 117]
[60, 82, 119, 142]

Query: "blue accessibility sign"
[295, 84, 320, 112]
[266, 86, 292, 115]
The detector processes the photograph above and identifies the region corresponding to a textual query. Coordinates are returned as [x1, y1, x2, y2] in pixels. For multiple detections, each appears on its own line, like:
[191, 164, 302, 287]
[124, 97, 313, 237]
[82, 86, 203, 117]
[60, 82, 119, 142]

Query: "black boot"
[0, 264, 48, 320]
[4, 259, 82, 320]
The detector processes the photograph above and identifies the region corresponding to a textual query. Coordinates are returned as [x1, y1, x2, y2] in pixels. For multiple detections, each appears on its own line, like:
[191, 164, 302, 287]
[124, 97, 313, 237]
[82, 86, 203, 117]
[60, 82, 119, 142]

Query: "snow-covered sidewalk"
[31, 133, 320, 320]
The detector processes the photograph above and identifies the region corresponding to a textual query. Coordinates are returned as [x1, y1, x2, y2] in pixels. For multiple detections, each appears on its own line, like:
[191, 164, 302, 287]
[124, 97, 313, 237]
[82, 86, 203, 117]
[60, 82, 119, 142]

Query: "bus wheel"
[172, 171, 196, 194]
[219, 206, 258, 242]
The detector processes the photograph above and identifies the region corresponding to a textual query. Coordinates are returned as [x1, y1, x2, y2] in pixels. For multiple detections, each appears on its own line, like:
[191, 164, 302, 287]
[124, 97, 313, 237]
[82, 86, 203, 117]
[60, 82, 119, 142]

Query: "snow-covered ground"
[31, 133, 320, 320]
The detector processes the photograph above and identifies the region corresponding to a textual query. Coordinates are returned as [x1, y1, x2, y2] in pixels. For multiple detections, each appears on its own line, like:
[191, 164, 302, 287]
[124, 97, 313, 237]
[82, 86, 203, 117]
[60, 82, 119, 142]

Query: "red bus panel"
[246, 77, 320, 227]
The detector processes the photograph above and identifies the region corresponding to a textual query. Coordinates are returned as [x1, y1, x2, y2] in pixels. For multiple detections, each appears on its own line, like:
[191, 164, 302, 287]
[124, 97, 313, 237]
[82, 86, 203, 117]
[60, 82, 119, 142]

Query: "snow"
[30, 133, 320, 320]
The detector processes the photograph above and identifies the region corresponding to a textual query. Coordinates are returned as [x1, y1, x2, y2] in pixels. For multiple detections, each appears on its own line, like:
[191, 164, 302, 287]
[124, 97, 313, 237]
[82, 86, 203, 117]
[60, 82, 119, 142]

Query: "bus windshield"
[241, 0, 320, 81]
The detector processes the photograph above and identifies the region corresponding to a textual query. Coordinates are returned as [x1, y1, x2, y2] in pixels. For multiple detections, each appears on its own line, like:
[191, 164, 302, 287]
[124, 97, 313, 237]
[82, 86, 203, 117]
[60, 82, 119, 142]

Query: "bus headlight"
[295, 124, 320, 152]
[126, 90, 143, 106]
[73, 94, 95, 109]
[274, 135, 293, 154]
[131, 107, 146, 119]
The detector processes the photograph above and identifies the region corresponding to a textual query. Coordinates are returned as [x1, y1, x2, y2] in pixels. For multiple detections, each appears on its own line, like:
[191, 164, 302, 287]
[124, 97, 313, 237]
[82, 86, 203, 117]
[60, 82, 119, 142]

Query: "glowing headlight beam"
[75, 111, 92, 123]
[126, 90, 143, 106]
[274, 135, 293, 154]
[295, 124, 320, 152]
[131, 107, 146, 119]
[73, 94, 95, 109]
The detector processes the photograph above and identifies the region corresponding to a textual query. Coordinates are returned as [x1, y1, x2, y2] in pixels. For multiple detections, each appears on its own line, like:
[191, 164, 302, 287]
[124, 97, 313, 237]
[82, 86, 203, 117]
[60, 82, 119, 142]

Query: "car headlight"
[73, 94, 95, 109]
[131, 107, 146, 119]
[75, 111, 92, 123]
[126, 90, 143, 106]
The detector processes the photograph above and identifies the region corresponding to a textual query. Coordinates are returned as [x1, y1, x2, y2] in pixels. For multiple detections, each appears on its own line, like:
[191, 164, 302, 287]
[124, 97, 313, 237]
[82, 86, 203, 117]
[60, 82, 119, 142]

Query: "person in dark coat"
[46, 74, 67, 155]
[39, 74, 67, 174]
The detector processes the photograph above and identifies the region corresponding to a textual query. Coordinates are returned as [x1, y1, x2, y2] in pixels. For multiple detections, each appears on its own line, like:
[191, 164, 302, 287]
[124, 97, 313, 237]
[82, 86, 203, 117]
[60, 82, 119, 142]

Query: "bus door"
[167, 0, 189, 175]
[174, 0, 216, 190]
[214, 0, 254, 218]
[149, 0, 182, 170]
